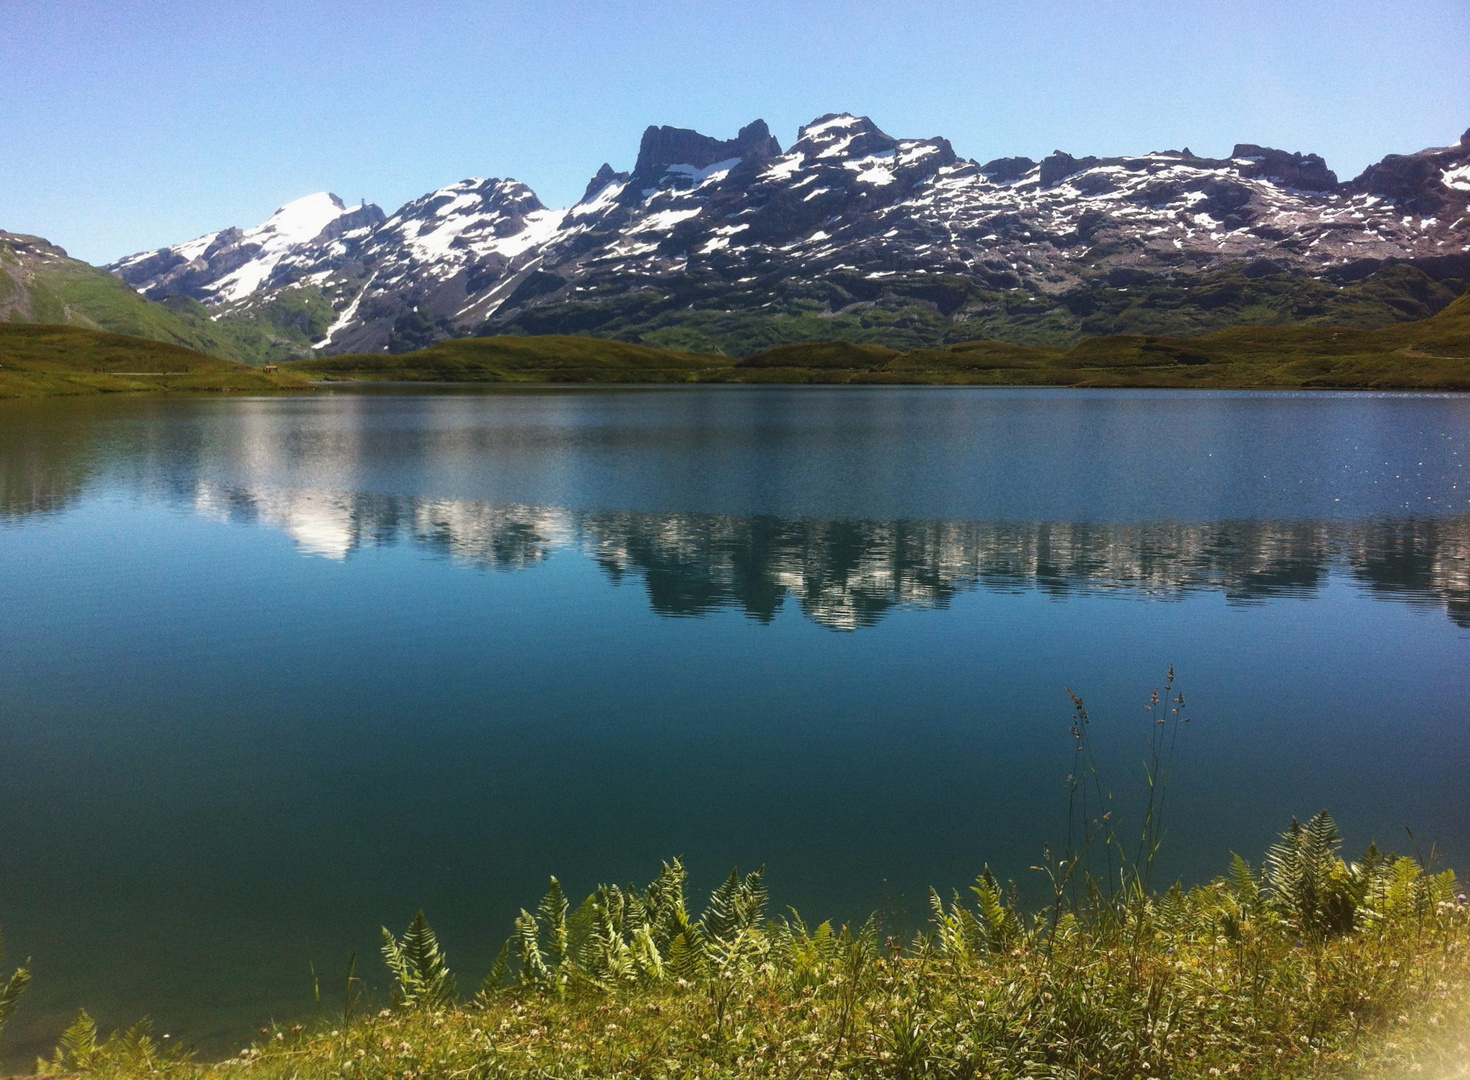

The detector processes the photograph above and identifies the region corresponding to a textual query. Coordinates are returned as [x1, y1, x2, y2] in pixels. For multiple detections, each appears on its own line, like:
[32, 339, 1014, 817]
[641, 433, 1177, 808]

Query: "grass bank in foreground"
[9, 813, 1464, 1080]
[3, 677, 1467, 1077]
[0, 324, 309, 397]
[293, 288, 1470, 390]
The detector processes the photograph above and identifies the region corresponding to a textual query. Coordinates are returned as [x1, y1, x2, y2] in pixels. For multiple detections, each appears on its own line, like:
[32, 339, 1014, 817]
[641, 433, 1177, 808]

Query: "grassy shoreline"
[8, 667, 1467, 1080]
[9, 818, 1465, 1080]
[1, 676, 1467, 1078]
[0, 324, 309, 398]
[5, 288, 1469, 397]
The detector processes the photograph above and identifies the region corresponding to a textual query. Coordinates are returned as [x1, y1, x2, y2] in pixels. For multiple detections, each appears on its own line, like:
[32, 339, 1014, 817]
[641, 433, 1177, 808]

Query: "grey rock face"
[108, 115, 1470, 353]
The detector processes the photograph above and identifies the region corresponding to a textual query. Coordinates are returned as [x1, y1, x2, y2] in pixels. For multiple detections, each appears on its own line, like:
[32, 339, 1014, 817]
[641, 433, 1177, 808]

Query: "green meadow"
[6, 288, 1468, 396]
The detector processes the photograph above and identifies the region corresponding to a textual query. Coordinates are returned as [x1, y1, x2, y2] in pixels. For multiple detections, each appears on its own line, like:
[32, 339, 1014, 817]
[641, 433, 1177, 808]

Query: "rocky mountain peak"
[580, 163, 627, 203]
[102, 115, 1470, 357]
[978, 156, 1037, 184]
[1039, 151, 1100, 188]
[1230, 145, 1337, 191]
[792, 113, 896, 158]
[0, 231, 68, 259]
[631, 119, 782, 186]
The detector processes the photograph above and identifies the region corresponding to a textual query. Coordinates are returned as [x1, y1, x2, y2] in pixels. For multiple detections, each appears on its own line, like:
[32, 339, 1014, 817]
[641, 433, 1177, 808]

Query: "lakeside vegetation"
[4, 287, 1468, 397]
[7, 815, 1465, 1079]
[0, 324, 308, 397]
[3, 676, 1467, 1079]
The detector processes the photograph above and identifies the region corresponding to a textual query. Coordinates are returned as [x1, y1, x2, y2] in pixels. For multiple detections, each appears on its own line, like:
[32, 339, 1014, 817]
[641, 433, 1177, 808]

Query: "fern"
[641, 860, 689, 953]
[514, 909, 550, 987]
[0, 965, 29, 1036]
[665, 930, 702, 981]
[39, 1014, 180, 1075]
[480, 941, 510, 995]
[381, 911, 456, 1008]
[0, 931, 28, 1037]
[699, 866, 767, 944]
[1264, 810, 1356, 940]
[970, 867, 1020, 951]
[538, 877, 569, 968]
[700, 869, 745, 943]
[630, 924, 664, 982]
[37, 1009, 96, 1073]
[1228, 853, 1260, 907]
[584, 885, 635, 985]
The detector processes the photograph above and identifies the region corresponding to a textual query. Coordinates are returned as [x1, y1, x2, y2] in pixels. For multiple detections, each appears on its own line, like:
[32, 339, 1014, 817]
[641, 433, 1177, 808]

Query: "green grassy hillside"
[295, 334, 721, 383]
[0, 323, 308, 397]
[1, 233, 327, 366]
[291, 289, 1470, 390]
[492, 258, 1470, 355]
[9, 289, 1467, 396]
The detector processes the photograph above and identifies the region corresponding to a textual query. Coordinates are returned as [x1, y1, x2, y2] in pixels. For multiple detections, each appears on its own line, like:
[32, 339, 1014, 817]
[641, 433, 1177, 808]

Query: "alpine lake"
[1, 386, 1467, 1064]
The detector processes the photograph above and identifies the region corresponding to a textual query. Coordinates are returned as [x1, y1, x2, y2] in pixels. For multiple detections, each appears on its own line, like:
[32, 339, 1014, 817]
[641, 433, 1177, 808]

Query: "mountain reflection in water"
[181, 483, 1470, 630]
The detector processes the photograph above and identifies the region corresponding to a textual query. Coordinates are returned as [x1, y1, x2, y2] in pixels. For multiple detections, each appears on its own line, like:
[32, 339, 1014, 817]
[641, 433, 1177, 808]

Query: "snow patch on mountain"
[210, 193, 361, 301]
[106, 116, 1470, 355]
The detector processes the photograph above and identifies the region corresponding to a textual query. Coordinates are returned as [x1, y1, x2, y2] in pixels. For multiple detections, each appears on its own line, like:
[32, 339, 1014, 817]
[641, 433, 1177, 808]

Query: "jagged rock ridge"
[106, 118, 1470, 354]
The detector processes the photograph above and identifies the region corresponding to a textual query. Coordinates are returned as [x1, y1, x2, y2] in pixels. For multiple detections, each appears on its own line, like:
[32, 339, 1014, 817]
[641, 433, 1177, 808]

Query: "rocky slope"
[1, 228, 346, 365]
[106, 115, 1470, 355]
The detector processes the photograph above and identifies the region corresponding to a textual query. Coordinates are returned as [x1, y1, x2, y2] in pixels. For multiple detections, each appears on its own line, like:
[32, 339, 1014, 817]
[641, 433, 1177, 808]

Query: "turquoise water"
[1, 387, 1467, 1061]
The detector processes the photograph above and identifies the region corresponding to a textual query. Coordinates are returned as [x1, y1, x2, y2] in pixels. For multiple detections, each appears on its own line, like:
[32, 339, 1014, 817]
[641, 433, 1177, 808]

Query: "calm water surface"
[1, 387, 1467, 1061]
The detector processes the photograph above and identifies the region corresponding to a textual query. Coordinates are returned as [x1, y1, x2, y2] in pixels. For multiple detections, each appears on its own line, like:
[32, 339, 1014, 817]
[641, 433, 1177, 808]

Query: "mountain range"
[8, 114, 1470, 360]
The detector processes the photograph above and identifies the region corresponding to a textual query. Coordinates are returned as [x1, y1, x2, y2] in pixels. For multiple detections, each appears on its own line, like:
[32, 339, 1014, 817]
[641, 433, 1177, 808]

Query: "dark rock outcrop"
[104, 115, 1470, 354]
[1232, 145, 1338, 191]
[978, 156, 1036, 183]
[1040, 151, 1101, 188]
[630, 119, 782, 187]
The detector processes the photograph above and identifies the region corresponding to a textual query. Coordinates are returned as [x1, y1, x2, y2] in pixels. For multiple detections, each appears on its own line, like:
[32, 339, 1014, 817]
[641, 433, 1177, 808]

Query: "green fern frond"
[538, 878, 569, 968]
[701, 869, 745, 942]
[37, 1008, 94, 1074]
[380, 926, 411, 997]
[630, 924, 664, 982]
[970, 867, 1020, 951]
[480, 940, 510, 995]
[666, 930, 702, 981]
[382, 911, 455, 1008]
[515, 909, 550, 987]
[1228, 853, 1259, 905]
[700, 866, 767, 944]
[0, 962, 29, 1034]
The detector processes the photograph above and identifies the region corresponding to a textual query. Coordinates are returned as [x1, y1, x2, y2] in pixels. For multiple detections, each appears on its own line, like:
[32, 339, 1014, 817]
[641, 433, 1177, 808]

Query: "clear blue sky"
[3, 0, 1467, 264]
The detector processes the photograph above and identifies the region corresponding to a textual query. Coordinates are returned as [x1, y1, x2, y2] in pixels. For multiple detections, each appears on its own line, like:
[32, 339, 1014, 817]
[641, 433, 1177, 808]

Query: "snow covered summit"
[107, 117, 1470, 354]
